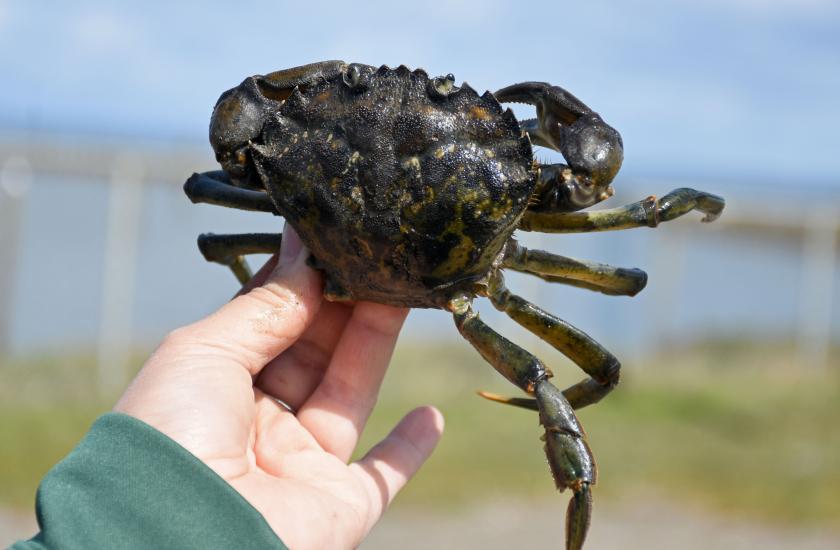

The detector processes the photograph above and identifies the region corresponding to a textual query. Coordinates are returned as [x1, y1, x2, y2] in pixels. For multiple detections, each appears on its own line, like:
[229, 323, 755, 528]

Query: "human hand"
[115, 224, 444, 549]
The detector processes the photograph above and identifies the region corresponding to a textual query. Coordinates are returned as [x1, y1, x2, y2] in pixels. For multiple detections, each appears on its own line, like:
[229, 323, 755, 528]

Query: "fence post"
[797, 208, 838, 369]
[97, 154, 144, 396]
[0, 156, 32, 354]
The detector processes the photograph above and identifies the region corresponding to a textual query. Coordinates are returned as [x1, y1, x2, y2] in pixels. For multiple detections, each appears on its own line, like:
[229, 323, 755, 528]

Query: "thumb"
[351, 406, 445, 533]
[170, 223, 323, 375]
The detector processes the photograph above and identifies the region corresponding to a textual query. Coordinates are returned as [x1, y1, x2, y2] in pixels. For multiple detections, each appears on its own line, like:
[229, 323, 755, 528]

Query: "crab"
[183, 60, 724, 550]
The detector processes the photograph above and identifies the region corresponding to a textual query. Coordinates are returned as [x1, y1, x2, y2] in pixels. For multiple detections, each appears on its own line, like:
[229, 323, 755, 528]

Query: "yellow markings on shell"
[472, 196, 513, 221]
[314, 90, 332, 103]
[468, 105, 492, 121]
[432, 213, 476, 279]
[408, 196, 424, 215]
[443, 175, 460, 189]
[429, 184, 496, 278]
[461, 189, 480, 202]
[402, 156, 422, 171]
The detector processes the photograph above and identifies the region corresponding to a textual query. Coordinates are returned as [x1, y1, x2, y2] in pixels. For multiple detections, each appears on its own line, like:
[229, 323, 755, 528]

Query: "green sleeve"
[10, 413, 287, 550]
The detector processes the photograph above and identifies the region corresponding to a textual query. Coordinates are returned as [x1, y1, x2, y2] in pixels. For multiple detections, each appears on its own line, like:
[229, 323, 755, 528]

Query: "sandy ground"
[3, 498, 839, 549]
[365, 498, 840, 550]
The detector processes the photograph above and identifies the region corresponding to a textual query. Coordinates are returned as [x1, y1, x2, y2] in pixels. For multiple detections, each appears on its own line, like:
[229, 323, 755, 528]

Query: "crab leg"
[485, 274, 621, 410]
[447, 294, 595, 550]
[184, 171, 278, 214]
[197, 232, 283, 284]
[502, 240, 647, 297]
[520, 187, 725, 233]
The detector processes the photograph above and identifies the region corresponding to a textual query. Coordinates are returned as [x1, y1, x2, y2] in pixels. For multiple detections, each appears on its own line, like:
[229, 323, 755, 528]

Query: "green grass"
[360, 342, 840, 525]
[2, 341, 839, 527]
[0, 351, 141, 508]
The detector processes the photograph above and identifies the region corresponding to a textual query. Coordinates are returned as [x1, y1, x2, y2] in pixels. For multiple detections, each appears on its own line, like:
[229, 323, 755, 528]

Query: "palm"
[116, 237, 443, 550]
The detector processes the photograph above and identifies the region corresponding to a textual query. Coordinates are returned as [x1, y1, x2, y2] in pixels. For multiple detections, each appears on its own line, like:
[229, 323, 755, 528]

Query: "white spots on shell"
[350, 185, 363, 203]
[434, 143, 457, 159]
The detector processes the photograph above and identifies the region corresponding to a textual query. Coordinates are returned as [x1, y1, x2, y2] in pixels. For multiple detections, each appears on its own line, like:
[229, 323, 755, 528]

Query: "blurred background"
[1, 1, 838, 548]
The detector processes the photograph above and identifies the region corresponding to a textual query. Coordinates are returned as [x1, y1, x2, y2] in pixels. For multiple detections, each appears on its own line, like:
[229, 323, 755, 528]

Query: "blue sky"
[2, 1, 839, 353]
[1, 0, 839, 184]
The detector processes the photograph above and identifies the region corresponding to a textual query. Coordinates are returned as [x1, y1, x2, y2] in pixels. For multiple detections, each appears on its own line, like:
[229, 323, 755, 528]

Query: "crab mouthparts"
[561, 169, 614, 209]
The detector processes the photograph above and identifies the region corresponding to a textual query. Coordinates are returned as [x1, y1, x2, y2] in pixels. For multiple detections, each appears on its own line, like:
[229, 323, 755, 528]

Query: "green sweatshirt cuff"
[12, 413, 286, 550]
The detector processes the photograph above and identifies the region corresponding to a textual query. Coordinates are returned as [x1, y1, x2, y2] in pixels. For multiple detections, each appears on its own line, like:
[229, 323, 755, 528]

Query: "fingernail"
[278, 222, 303, 267]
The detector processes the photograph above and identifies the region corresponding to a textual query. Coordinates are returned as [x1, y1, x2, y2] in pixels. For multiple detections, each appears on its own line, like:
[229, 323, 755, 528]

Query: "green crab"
[184, 60, 724, 549]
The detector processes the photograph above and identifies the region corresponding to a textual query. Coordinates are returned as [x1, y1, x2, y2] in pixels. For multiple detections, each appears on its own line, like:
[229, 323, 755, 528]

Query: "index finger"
[169, 225, 323, 376]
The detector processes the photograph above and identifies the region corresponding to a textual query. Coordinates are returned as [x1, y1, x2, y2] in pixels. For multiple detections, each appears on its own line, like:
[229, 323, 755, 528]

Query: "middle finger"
[297, 302, 409, 462]
[256, 299, 353, 411]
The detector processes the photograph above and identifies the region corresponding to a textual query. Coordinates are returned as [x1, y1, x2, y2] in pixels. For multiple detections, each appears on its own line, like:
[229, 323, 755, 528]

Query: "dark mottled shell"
[250, 64, 536, 308]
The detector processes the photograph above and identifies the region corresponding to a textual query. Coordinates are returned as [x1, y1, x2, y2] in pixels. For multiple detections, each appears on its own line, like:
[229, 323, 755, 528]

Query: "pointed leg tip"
[476, 391, 540, 411]
[565, 483, 593, 550]
[476, 390, 502, 400]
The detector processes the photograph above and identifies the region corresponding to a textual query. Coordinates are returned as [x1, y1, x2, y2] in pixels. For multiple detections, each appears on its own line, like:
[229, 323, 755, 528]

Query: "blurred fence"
[1, 133, 838, 393]
[0, 133, 213, 394]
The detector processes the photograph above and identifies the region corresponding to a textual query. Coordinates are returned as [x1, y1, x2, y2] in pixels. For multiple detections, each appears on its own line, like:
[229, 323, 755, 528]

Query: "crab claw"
[495, 81, 623, 212]
[534, 379, 597, 550]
